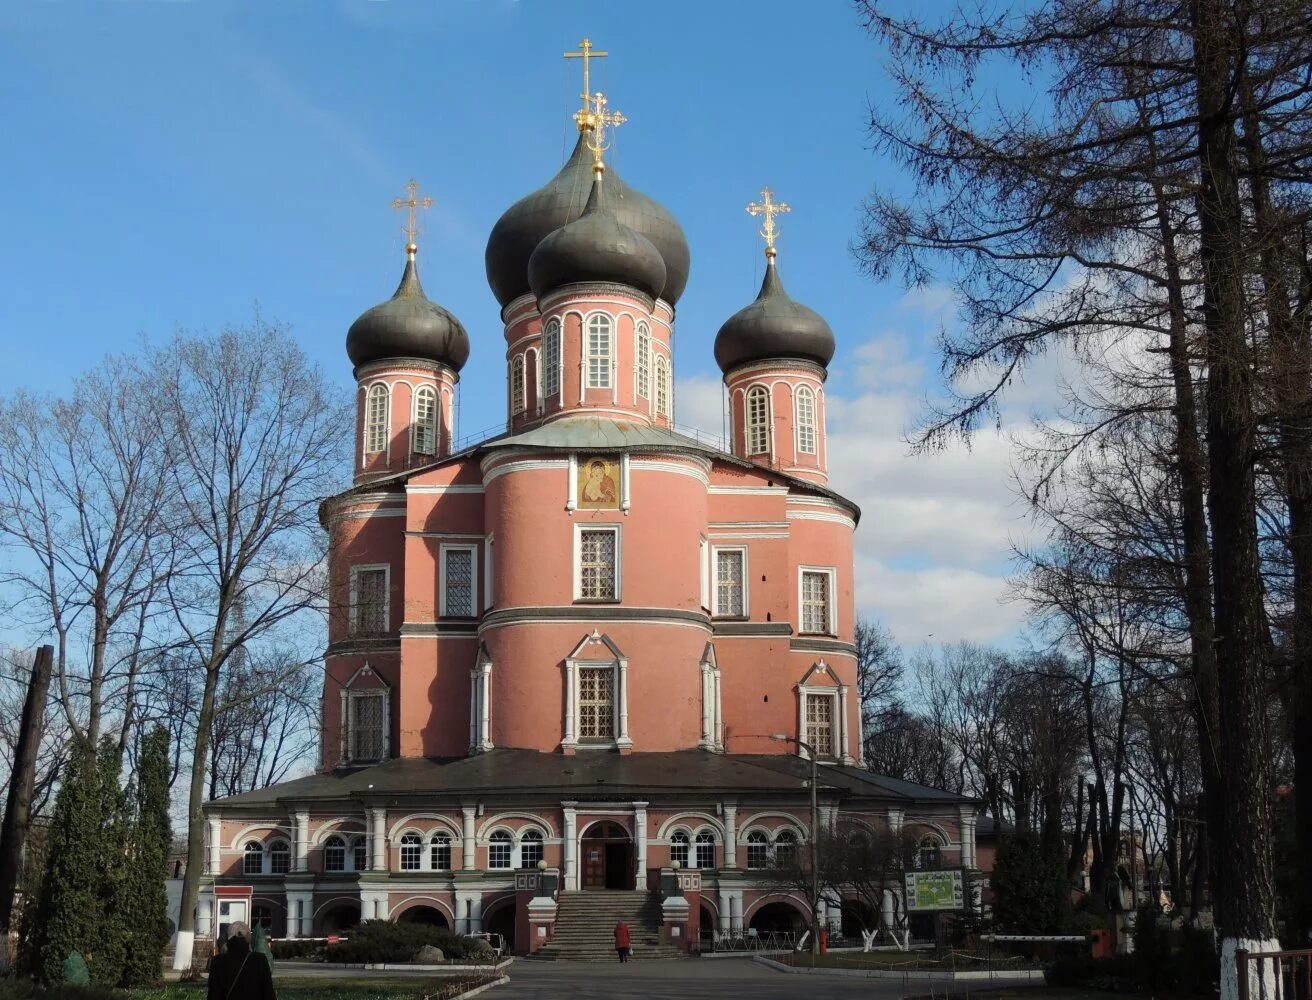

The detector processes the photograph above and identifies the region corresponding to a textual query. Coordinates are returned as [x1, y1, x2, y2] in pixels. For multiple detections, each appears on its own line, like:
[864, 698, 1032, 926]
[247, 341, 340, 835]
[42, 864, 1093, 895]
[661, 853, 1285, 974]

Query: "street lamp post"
[771, 733, 821, 957]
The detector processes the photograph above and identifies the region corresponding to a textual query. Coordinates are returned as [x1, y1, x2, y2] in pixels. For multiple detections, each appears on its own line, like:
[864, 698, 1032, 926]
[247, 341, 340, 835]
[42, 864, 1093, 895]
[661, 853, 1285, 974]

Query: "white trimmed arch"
[310, 818, 368, 848]
[655, 813, 725, 842]
[391, 896, 456, 924]
[228, 824, 292, 851]
[735, 811, 811, 841]
[476, 812, 557, 841]
[388, 813, 463, 842]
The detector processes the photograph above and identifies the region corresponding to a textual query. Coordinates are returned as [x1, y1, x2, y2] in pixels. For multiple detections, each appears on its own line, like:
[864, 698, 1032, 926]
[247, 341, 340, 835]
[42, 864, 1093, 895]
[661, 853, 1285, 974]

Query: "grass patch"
[126, 976, 499, 1000]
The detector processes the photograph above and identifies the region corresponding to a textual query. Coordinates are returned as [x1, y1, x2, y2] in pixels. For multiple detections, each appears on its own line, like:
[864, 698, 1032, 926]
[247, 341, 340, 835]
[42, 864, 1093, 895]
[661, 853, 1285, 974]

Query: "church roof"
[207, 750, 973, 810]
[714, 256, 835, 374]
[346, 251, 470, 372]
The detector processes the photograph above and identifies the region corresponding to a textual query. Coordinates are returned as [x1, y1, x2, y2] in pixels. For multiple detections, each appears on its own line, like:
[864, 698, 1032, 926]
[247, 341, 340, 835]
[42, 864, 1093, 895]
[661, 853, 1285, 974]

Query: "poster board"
[905, 869, 965, 911]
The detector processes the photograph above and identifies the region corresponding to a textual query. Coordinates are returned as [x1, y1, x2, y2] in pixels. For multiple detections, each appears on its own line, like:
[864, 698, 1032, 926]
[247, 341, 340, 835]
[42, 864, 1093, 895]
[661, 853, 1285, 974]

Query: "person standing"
[614, 919, 631, 963]
[207, 921, 277, 1000]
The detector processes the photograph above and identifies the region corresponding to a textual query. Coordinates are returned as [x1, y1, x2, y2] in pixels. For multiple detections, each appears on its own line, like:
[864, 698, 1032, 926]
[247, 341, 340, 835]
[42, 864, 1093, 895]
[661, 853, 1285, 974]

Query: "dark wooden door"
[583, 840, 605, 888]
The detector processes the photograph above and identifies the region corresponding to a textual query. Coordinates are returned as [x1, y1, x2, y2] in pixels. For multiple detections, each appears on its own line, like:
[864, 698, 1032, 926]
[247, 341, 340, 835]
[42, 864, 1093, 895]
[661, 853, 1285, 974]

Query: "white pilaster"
[293, 811, 310, 872]
[562, 803, 578, 890]
[722, 803, 738, 869]
[958, 805, 978, 868]
[838, 685, 853, 764]
[370, 808, 387, 871]
[563, 661, 577, 750]
[207, 816, 222, 874]
[286, 891, 313, 938]
[699, 662, 714, 749]
[718, 889, 732, 937]
[616, 656, 632, 749]
[729, 893, 743, 935]
[462, 806, 477, 870]
[480, 663, 493, 750]
[713, 670, 723, 749]
[634, 802, 649, 879]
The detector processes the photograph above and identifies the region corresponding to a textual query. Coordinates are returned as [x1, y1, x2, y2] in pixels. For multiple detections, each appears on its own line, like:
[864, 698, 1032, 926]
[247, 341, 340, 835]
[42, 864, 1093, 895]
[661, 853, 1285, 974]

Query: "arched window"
[916, 835, 942, 870]
[694, 831, 717, 870]
[267, 839, 291, 874]
[670, 830, 691, 868]
[774, 829, 799, 868]
[520, 829, 544, 868]
[488, 830, 513, 870]
[636, 323, 651, 399]
[655, 356, 670, 417]
[795, 385, 817, 455]
[586, 314, 613, 389]
[746, 386, 770, 455]
[353, 836, 368, 872]
[400, 833, 422, 871]
[543, 319, 562, 400]
[510, 355, 526, 415]
[324, 835, 346, 872]
[364, 383, 389, 454]
[745, 830, 769, 870]
[413, 385, 437, 455]
[243, 841, 264, 875]
[430, 833, 452, 871]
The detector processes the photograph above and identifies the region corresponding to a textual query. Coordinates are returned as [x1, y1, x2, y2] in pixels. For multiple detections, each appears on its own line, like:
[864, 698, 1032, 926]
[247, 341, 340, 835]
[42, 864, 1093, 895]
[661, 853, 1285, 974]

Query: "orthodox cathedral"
[202, 41, 976, 956]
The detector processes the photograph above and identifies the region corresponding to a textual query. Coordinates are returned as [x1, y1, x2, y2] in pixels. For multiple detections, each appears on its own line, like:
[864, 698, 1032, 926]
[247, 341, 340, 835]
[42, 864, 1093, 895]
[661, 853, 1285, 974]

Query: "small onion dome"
[485, 133, 690, 307]
[346, 251, 470, 372]
[714, 257, 835, 374]
[527, 171, 667, 302]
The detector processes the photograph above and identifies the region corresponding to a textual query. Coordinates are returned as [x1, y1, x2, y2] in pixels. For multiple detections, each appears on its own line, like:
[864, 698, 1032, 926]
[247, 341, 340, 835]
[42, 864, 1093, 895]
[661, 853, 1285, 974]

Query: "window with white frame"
[520, 829, 544, 867]
[587, 314, 613, 389]
[269, 839, 291, 874]
[655, 356, 670, 417]
[795, 385, 817, 455]
[441, 546, 476, 617]
[511, 355, 526, 415]
[774, 829, 798, 868]
[670, 830, 690, 868]
[430, 833, 452, 871]
[324, 835, 347, 872]
[364, 383, 389, 454]
[746, 385, 770, 455]
[714, 547, 746, 617]
[805, 692, 836, 758]
[413, 385, 438, 455]
[694, 830, 716, 870]
[488, 830, 513, 870]
[346, 689, 388, 762]
[578, 665, 615, 741]
[636, 323, 651, 399]
[353, 837, 368, 871]
[400, 833, 422, 871]
[352, 566, 389, 635]
[576, 526, 619, 601]
[800, 568, 835, 634]
[543, 319, 562, 400]
[746, 830, 769, 869]
[243, 841, 263, 875]
[916, 835, 942, 870]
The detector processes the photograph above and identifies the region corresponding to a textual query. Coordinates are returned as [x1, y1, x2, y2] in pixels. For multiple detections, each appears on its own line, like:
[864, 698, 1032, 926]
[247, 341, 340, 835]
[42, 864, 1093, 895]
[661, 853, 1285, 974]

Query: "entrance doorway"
[580, 821, 634, 890]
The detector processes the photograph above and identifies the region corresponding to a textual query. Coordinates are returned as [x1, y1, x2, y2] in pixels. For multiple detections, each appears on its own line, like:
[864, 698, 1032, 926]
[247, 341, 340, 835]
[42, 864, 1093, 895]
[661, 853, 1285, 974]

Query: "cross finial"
[575, 91, 626, 176]
[747, 187, 791, 259]
[564, 37, 609, 123]
[391, 178, 434, 256]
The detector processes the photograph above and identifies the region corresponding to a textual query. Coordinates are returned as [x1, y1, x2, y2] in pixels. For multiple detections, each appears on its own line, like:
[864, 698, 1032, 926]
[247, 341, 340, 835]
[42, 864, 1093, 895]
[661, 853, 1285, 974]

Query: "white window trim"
[699, 652, 723, 752]
[440, 543, 480, 618]
[795, 676, 850, 763]
[562, 654, 631, 752]
[797, 565, 838, 636]
[795, 384, 818, 455]
[744, 384, 772, 457]
[573, 523, 622, 602]
[339, 664, 392, 765]
[518, 828, 545, 869]
[411, 384, 439, 457]
[323, 834, 367, 874]
[469, 650, 494, 753]
[655, 355, 670, 418]
[712, 545, 749, 619]
[543, 319, 562, 403]
[510, 354, 526, 415]
[487, 829, 515, 871]
[584, 312, 614, 393]
[635, 322, 651, 402]
[350, 563, 391, 635]
[363, 382, 391, 461]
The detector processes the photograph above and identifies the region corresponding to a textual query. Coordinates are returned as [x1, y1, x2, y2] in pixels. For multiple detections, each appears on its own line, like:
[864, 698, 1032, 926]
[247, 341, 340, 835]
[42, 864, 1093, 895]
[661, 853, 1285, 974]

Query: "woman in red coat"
[614, 919, 631, 963]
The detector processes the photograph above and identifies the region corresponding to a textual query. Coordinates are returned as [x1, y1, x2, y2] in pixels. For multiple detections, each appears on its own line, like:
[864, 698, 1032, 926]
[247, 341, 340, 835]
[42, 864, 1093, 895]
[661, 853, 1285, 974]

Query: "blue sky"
[0, 1, 1048, 647]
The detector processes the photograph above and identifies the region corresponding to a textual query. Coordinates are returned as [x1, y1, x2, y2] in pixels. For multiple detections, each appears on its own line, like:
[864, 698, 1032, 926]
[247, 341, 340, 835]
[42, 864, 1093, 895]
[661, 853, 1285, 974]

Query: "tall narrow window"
[805, 693, 835, 758]
[670, 830, 690, 868]
[442, 547, 475, 617]
[587, 314, 613, 389]
[353, 837, 368, 871]
[400, 833, 422, 871]
[800, 569, 833, 634]
[543, 319, 562, 400]
[655, 356, 670, 417]
[364, 383, 389, 454]
[796, 385, 817, 455]
[348, 690, 387, 762]
[774, 830, 798, 868]
[243, 842, 264, 875]
[746, 830, 769, 869]
[694, 831, 716, 870]
[269, 840, 291, 874]
[510, 355, 526, 415]
[636, 323, 651, 399]
[353, 567, 388, 635]
[746, 386, 770, 455]
[520, 829, 544, 867]
[488, 831, 513, 870]
[577, 527, 619, 601]
[324, 835, 346, 873]
[578, 665, 615, 740]
[430, 833, 452, 871]
[714, 548, 746, 617]
[413, 386, 437, 455]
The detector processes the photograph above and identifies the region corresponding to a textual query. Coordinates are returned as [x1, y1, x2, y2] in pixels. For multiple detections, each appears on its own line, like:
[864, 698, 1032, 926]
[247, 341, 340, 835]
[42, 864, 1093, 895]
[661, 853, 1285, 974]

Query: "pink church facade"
[202, 80, 977, 956]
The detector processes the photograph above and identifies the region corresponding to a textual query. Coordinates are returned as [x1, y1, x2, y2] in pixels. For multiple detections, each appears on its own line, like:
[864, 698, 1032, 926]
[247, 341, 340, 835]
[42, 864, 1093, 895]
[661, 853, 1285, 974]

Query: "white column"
[722, 803, 738, 869]
[837, 685, 852, 764]
[634, 802, 649, 882]
[562, 803, 578, 891]
[285, 892, 313, 939]
[480, 664, 493, 750]
[370, 808, 387, 872]
[616, 657, 632, 749]
[563, 661, 577, 748]
[700, 664, 713, 748]
[713, 671, 723, 749]
[468, 670, 478, 752]
[797, 690, 806, 751]
[730, 893, 743, 935]
[294, 811, 310, 872]
[718, 889, 732, 937]
[462, 806, 477, 870]
[958, 805, 977, 868]
[207, 816, 222, 874]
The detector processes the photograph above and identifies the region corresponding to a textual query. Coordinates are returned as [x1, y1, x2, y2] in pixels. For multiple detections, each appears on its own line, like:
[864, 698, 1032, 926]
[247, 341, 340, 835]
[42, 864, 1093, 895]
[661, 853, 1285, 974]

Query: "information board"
[905, 869, 965, 911]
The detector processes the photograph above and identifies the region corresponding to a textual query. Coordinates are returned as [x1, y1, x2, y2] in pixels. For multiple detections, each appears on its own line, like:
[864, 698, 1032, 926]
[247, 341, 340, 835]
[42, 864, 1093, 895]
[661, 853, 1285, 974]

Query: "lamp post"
[770, 733, 821, 957]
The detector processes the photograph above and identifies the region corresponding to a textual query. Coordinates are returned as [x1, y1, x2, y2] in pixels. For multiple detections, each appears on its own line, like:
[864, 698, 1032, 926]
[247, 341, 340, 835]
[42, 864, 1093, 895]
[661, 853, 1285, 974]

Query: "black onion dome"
[485, 133, 690, 307]
[346, 254, 470, 372]
[527, 172, 667, 302]
[714, 258, 836, 374]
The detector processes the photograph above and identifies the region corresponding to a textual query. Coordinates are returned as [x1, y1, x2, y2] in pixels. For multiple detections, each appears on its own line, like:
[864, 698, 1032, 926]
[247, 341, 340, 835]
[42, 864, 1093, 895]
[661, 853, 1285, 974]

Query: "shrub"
[269, 938, 322, 960]
[321, 921, 494, 964]
[1132, 907, 1168, 990]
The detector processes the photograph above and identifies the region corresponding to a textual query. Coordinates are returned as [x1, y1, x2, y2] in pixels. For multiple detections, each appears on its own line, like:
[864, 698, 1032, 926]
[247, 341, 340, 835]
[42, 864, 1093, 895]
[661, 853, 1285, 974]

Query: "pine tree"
[119, 727, 173, 987]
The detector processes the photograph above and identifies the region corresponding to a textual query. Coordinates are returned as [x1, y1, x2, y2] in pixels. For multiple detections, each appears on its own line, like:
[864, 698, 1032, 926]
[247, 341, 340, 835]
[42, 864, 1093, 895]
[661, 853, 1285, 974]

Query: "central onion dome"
[485, 133, 690, 308]
[528, 169, 667, 302]
[347, 249, 470, 372]
[714, 256, 835, 374]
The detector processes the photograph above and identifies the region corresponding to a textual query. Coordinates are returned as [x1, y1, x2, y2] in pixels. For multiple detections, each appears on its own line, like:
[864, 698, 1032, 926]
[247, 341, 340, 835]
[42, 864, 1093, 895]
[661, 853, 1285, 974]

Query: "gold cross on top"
[747, 187, 791, 258]
[564, 37, 609, 116]
[577, 92, 626, 173]
[391, 178, 434, 253]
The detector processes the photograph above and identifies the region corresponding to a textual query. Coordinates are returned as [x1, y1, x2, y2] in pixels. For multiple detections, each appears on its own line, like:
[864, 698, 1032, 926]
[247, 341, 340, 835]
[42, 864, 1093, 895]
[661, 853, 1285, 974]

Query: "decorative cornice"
[712, 622, 793, 637]
[325, 637, 401, 657]
[480, 605, 712, 631]
[789, 637, 857, 657]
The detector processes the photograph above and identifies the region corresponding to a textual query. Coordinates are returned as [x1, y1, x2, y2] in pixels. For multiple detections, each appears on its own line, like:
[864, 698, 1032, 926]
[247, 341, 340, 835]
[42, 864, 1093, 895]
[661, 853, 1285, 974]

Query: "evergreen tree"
[992, 833, 1069, 933]
[119, 727, 173, 987]
[90, 739, 129, 987]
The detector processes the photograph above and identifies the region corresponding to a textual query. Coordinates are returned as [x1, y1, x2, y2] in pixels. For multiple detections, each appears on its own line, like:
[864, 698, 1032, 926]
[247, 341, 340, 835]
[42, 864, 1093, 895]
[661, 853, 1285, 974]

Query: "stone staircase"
[534, 890, 684, 962]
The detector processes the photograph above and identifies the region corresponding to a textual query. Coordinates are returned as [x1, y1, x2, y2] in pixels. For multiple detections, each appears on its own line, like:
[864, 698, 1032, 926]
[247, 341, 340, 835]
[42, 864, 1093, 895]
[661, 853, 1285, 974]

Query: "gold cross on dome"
[747, 187, 791, 258]
[391, 178, 434, 253]
[577, 91, 626, 171]
[564, 37, 609, 117]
